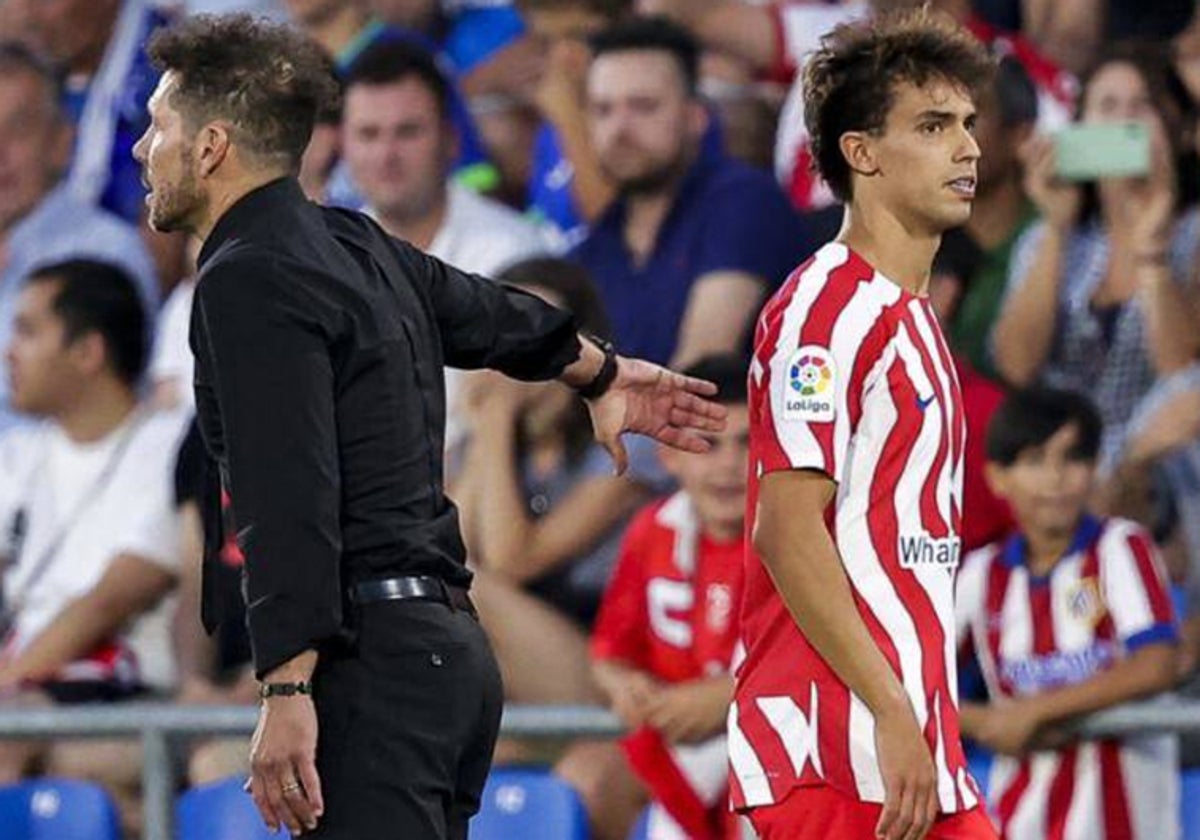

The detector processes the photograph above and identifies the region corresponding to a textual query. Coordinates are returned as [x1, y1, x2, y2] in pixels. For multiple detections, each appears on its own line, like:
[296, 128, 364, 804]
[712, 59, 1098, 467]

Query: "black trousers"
[309, 598, 503, 838]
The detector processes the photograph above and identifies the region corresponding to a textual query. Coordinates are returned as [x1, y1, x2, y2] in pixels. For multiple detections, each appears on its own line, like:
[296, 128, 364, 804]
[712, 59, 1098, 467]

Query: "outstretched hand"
[585, 356, 727, 474]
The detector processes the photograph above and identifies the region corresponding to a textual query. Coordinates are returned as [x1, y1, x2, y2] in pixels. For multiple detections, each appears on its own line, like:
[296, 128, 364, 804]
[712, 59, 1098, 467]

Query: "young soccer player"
[591, 355, 749, 840]
[730, 8, 999, 840]
[956, 388, 1179, 839]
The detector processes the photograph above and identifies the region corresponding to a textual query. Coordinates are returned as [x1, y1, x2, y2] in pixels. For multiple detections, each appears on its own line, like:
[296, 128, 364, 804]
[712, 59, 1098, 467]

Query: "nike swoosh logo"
[916, 394, 936, 411]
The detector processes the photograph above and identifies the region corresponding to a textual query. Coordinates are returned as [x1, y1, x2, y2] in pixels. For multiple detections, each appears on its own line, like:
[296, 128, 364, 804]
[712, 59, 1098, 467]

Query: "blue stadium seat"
[176, 776, 285, 840]
[0, 778, 120, 840]
[471, 767, 590, 840]
[1182, 768, 1200, 840]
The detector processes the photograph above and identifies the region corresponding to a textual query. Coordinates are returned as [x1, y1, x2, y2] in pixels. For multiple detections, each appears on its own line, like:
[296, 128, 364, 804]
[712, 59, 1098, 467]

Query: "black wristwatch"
[259, 680, 313, 700]
[576, 334, 618, 400]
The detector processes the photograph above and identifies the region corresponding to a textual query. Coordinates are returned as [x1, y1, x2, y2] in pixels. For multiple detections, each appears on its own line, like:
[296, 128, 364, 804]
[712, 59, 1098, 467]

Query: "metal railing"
[0, 700, 1196, 839]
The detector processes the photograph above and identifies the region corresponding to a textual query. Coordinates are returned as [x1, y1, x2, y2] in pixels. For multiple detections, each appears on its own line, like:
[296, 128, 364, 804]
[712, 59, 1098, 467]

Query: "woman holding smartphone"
[992, 42, 1200, 463]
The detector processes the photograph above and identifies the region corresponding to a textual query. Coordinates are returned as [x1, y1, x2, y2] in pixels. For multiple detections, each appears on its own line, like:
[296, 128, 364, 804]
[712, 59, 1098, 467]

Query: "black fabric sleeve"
[389, 237, 583, 379]
[192, 255, 344, 679]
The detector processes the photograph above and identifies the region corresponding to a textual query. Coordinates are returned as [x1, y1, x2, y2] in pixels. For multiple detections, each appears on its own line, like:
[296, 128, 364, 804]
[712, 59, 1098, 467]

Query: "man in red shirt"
[731, 10, 999, 840]
[591, 355, 749, 840]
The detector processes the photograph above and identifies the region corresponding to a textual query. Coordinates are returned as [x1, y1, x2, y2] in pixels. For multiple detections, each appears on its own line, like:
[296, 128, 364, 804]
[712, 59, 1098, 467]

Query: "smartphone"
[1054, 122, 1151, 181]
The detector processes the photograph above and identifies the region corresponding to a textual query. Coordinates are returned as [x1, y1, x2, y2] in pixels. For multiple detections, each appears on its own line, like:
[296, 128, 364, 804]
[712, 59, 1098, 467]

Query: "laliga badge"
[782, 346, 836, 422]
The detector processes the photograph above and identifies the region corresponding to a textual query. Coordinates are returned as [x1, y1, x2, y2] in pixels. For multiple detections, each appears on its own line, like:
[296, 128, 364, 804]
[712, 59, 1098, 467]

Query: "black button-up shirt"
[190, 178, 579, 677]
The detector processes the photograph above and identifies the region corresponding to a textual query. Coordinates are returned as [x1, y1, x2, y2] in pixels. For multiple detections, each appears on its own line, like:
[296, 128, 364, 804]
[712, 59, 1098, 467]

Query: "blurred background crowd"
[0, 0, 1199, 837]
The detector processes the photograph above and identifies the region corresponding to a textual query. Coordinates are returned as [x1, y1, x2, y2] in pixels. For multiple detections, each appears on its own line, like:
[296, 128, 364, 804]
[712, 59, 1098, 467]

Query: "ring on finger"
[282, 782, 302, 794]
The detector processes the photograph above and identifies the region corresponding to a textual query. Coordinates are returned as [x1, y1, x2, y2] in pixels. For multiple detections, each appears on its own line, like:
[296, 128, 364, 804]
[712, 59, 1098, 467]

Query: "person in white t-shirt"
[340, 39, 560, 457]
[0, 258, 184, 835]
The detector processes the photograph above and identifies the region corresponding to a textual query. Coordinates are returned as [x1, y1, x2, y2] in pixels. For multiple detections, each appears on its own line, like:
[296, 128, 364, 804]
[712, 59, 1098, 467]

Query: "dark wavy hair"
[803, 7, 994, 202]
[146, 14, 340, 171]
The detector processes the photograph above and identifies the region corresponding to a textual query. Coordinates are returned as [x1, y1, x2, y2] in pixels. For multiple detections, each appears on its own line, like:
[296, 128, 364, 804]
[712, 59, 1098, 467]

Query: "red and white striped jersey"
[955, 516, 1179, 839]
[730, 242, 976, 813]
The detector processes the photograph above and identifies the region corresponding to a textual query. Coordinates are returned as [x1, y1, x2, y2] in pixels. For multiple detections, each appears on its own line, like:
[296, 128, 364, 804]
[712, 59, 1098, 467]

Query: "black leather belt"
[350, 575, 475, 615]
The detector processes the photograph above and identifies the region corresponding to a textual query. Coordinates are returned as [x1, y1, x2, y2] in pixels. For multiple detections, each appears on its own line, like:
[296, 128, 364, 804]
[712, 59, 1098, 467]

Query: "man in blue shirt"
[0, 45, 157, 432]
[572, 17, 810, 367]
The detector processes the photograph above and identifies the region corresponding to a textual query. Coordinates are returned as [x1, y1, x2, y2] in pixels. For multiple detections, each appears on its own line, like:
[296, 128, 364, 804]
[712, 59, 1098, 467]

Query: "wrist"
[575, 335, 618, 400]
[867, 684, 915, 723]
[262, 649, 317, 684]
[259, 680, 313, 701]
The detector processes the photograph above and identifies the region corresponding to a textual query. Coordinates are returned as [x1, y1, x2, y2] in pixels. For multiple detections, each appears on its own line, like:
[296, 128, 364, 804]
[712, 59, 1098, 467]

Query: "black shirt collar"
[197, 176, 307, 269]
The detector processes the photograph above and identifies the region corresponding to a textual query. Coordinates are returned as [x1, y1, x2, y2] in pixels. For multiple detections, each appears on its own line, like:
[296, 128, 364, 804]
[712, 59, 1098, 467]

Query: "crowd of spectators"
[0, 0, 1198, 837]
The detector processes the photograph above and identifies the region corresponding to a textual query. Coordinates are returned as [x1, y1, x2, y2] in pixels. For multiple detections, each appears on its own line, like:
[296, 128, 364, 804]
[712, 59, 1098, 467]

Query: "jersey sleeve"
[1098, 520, 1178, 652]
[755, 261, 889, 484]
[591, 506, 657, 667]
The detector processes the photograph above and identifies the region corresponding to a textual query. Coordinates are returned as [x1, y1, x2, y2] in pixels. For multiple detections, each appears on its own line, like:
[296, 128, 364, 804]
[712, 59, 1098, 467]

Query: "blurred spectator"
[957, 387, 1178, 839]
[444, 0, 528, 78]
[590, 354, 747, 840]
[0, 42, 158, 433]
[697, 51, 778, 172]
[365, 0, 536, 201]
[455, 258, 672, 839]
[518, 0, 629, 244]
[1109, 0, 1195, 41]
[643, 1, 1076, 211]
[983, 0, 1103, 77]
[7, 0, 187, 293]
[935, 55, 1040, 381]
[992, 43, 1200, 462]
[0, 260, 184, 834]
[11, 0, 171, 225]
[284, 0, 499, 202]
[174, 0, 289, 19]
[367, 0, 439, 32]
[457, 257, 669, 660]
[342, 40, 556, 456]
[172, 419, 256, 787]
[146, 238, 201, 415]
[1099, 370, 1200, 678]
[343, 40, 552, 266]
[572, 17, 809, 368]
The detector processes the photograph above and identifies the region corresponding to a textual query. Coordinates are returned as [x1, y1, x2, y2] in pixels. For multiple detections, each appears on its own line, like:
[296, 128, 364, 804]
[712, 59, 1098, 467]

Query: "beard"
[601, 145, 691, 197]
[147, 151, 204, 234]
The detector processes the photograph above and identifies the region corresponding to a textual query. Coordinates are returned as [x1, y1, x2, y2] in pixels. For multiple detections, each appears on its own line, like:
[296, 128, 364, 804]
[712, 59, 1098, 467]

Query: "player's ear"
[839, 130, 880, 180]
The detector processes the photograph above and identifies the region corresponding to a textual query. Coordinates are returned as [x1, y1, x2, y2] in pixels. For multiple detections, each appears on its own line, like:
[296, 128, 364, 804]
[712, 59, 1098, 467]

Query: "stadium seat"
[1183, 768, 1200, 840]
[176, 776, 286, 840]
[471, 767, 590, 840]
[0, 778, 120, 840]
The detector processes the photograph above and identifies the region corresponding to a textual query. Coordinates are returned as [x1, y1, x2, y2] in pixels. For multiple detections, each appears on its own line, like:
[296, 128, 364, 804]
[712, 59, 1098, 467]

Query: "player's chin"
[939, 201, 974, 228]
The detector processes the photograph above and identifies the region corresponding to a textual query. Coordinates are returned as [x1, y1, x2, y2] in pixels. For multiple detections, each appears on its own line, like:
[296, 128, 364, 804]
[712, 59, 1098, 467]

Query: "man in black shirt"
[132, 14, 725, 839]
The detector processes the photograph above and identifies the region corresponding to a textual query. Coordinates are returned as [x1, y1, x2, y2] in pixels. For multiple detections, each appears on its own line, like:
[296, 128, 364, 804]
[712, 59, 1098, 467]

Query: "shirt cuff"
[248, 593, 344, 679]
[1124, 622, 1178, 653]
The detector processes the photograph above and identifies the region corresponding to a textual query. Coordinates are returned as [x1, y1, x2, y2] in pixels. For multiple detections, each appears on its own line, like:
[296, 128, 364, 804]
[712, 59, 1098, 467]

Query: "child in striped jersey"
[956, 387, 1179, 839]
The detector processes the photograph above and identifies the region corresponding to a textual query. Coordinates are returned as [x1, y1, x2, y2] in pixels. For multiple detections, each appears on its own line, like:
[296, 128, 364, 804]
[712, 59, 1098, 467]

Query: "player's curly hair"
[803, 7, 994, 202]
[147, 14, 340, 171]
